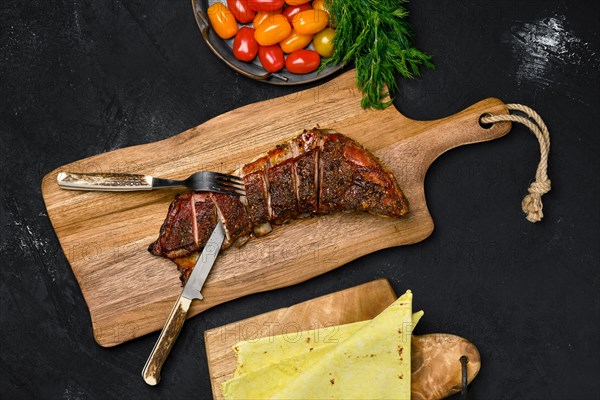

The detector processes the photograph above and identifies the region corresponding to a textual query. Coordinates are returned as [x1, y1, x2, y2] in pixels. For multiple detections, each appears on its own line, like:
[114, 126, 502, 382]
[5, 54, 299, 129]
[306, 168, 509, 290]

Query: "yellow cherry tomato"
[254, 14, 292, 46]
[292, 9, 329, 35]
[313, 27, 335, 57]
[285, 0, 310, 5]
[207, 3, 239, 40]
[253, 10, 282, 28]
[279, 30, 313, 53]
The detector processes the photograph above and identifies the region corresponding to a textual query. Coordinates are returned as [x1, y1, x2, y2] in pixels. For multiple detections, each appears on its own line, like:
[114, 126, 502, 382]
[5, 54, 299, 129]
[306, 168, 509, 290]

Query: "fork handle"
[57, 172, 153, 191]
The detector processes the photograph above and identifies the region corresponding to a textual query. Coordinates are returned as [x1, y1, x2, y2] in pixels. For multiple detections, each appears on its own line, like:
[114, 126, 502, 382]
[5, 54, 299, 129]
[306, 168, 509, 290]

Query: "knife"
[141, 220, 225, 386]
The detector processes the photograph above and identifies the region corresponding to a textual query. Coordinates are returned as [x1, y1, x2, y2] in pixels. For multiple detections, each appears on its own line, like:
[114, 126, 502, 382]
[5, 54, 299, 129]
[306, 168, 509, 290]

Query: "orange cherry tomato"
[284, 0, 310, 5]
[227, 0, 256, 24]
[312, 0, 336, 27]
[311, 0, 327, 12]
[253, 10, 282, 28]
[285, 49, 320, 74]
[207, 3, 239, 40]
[258, 44, 285, 72]
[279, 30, 313, 53]
[292, 9, 329, 35]
[254, 14, 292, 46]
[282, 3, 311, 24]
[248, 0, 284, 12]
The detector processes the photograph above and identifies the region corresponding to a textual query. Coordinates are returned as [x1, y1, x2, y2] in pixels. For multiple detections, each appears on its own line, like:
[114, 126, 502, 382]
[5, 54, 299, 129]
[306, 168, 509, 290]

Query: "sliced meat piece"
[148, 192, 217, 260]
[241, 155, 272, 236]
[148, 192, 198, 259]
[292, 129, 320, 216]
[194, 193, 218, 248]
[210, 192, 252, 248]
[166, 192, 252, 284]
[318, 132, 409, 217]
[266, 142, 298, 224]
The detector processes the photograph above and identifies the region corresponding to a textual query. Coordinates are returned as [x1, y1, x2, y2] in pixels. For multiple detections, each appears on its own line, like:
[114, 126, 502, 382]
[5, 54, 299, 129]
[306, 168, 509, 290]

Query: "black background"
[1, 0, 599, 399]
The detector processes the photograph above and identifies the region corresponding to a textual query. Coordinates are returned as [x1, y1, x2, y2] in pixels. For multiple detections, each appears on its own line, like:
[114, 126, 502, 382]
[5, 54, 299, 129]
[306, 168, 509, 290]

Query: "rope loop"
[480, 104, 551, 222]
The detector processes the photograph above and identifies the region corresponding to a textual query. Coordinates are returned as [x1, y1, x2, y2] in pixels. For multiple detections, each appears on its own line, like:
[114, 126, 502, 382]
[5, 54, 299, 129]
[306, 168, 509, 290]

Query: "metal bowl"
[192, 0, 343, 85]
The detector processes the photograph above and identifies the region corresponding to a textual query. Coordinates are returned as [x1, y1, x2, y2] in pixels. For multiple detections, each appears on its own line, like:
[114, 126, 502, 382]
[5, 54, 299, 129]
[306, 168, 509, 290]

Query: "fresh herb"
[321, 0, 434, 109]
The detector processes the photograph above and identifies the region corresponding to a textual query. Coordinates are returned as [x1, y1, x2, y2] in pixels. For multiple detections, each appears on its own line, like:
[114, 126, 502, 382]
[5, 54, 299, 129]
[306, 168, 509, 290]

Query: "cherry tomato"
[233, 27, 259, 62]
[292, 9, 329, 35]
[285, 49, 320, 74]
[311, 0, 327, 13]
[282, 3, 311, 24]
[258, 45, 285, 72]
[253, 10, 282, 28]
[313, 27, 334, 57]
[279, 30, 313, 53]
[254, 14, 291, 46]
[284, 0, 310, 5]
[227, 0, 256, 23]
[207, 3, 239, 40]
[248, 0, 284, 12]
[312, 0, 336, 27]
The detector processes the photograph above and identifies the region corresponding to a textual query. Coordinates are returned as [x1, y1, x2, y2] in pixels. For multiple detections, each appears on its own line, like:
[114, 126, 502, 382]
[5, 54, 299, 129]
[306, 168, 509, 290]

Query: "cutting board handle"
[403, 98, 512, 175]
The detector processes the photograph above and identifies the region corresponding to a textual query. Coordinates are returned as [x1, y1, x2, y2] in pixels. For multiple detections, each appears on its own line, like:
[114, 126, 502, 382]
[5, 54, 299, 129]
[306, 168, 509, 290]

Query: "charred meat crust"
[210, 192, 252, 247]
[267, 144, 298, 224]
[148, 192, 200, 259]
[294, 150, 318, 215]
[148, 192, 218, 259]
[241, 156, 270, 227]
[318, 133, 409, 217]
[149, 129, 409, 281]
[294, 129, 320, 215]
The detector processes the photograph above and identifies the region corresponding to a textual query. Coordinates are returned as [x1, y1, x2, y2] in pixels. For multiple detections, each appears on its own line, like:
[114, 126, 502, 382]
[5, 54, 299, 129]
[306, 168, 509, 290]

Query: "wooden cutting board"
[205, 279, 481, 400]
[41, 69, 511, 347]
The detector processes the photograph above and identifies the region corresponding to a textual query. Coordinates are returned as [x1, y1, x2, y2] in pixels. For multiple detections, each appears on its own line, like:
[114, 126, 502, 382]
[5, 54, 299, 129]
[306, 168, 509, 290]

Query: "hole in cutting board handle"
[479, 113, 494, 129]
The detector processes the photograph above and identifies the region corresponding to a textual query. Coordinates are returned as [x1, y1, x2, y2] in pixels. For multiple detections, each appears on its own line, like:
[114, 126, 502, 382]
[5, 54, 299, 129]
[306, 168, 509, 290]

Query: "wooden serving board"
[41, 69, 511, 347]
[205, 279, 481, 400]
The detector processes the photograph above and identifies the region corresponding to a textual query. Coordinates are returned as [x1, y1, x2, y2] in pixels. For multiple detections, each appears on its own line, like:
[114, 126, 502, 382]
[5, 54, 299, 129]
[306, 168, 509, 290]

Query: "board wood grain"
[41, 69, 511, 347]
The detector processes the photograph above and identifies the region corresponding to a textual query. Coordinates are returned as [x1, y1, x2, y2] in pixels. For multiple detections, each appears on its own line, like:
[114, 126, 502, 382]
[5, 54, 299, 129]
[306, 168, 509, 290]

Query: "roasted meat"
[148, 128, 409, 281]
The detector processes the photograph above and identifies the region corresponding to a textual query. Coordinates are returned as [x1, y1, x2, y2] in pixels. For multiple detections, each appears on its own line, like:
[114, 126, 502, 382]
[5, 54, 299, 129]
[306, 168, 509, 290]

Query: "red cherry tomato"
[248, 0, 285, 12]
[285, 49, 320, 74]
[282, 3, 311, 24]
[258, 44, 285, 72]
[227, 0, 256, 23]
[233, 27, 259, 62]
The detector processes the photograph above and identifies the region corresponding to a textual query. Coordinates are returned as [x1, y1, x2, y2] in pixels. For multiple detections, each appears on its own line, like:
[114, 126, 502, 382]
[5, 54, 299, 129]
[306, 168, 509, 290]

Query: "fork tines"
[205, 171, 244, 184]
[201, 172, 246, 196]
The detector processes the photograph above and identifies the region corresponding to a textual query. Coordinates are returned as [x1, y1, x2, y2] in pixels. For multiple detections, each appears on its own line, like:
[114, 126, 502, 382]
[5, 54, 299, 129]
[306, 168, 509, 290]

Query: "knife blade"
[141, 220, 225, 386]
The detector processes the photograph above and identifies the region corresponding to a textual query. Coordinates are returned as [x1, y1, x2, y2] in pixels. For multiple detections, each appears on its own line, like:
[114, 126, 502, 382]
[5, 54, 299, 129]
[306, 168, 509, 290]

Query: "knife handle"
[57, 172, 153, 191]
[142, 295, 192, 386]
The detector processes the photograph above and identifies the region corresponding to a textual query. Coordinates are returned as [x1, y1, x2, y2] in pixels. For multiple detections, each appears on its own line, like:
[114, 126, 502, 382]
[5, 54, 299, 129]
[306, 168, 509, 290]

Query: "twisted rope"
[481, 104, 551, 222]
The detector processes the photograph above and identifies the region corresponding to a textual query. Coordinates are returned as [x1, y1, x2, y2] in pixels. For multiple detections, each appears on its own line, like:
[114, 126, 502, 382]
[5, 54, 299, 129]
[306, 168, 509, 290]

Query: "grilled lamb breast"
[148, 128, 409, 282]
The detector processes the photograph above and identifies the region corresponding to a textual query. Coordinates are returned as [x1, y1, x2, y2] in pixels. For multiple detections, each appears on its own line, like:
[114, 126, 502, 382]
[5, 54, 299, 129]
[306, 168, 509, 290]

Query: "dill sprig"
[321, 0, 434, 109]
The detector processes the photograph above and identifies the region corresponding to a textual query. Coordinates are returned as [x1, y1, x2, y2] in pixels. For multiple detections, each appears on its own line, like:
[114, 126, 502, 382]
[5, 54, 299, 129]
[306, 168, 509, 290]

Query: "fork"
[57, 171, 245, 195]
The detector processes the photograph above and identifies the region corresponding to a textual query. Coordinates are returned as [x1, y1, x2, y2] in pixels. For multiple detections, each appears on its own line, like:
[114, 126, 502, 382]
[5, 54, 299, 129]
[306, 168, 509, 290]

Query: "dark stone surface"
[1, 0, 598, 398]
